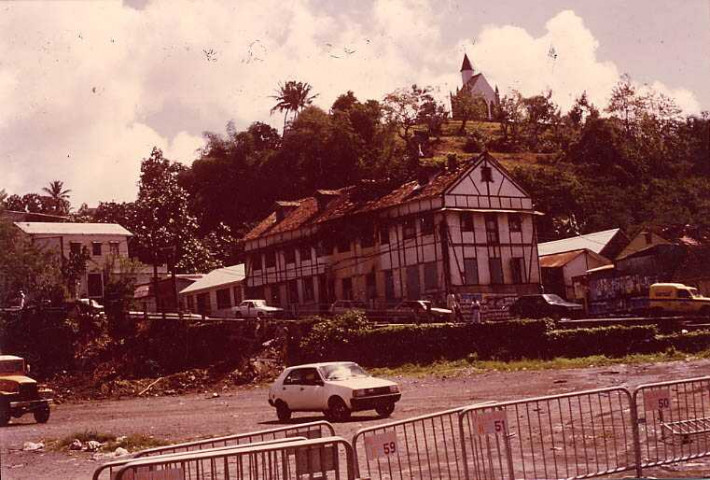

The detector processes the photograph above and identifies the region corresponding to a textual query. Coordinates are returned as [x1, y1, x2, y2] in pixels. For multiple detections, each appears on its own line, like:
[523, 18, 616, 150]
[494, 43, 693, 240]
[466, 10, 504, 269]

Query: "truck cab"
[0, 355, 52, 426]
[648, 283, 710, 316]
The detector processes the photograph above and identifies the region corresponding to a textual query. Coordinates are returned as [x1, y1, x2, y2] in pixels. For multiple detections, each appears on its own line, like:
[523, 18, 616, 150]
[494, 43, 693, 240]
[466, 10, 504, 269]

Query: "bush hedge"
[658, 330, 710, 353]
[295, 317, 678, 367]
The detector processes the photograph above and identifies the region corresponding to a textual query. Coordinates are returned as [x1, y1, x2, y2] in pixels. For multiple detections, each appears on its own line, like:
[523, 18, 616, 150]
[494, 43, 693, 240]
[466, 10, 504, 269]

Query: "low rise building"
[243, 152, 542, 310]
[179, 264, 245, 317]
[14, 221, 132, 299]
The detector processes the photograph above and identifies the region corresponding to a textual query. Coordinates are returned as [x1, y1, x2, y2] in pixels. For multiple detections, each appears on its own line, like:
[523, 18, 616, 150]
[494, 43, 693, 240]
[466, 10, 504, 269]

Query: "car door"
[299, 368, 326, 410]
[280, 369, 305, 409]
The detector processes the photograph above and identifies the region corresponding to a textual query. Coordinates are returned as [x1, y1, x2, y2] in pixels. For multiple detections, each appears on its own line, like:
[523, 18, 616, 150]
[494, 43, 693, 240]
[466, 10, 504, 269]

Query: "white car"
[268, 361, 401, 422]
[232, 299, 284, 319]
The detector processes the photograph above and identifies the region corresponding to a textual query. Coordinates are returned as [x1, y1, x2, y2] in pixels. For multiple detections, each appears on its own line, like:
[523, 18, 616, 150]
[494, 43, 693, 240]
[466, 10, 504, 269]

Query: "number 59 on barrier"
[364, 431, 398, 459]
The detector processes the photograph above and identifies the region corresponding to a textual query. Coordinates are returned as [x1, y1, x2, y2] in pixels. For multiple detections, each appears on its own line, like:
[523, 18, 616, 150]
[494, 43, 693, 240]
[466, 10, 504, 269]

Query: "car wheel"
[33, 405, 50, 424]
[326, 397, 351, 422]
[0, 399, 10, 427]
[275, 401, 291, 422]
[375, 403, 395, 418]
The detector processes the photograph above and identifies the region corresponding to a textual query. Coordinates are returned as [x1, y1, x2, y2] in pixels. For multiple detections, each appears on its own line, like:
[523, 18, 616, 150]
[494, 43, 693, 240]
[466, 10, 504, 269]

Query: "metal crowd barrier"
[111, 436, 356, 480]
[633, 375, 710, 471]
[352, 407, 468, 480]
[93, 421, 334, 480]
[93, 438, 308, 480]
[459, 387, 637, 480]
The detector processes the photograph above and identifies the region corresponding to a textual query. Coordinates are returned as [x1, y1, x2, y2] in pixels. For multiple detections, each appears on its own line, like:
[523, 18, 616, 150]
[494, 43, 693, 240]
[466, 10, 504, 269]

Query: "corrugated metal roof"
[538, 229, 619, 256]
[539, 250, 585, 268]
[180, 264, 245, 294]
[14, 222, 133, 236]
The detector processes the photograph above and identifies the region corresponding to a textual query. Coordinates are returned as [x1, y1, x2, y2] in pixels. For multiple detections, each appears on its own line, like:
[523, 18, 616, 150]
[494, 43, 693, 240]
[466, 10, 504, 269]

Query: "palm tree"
[42, 180, 71, 215]
[270, 81, 318, 131]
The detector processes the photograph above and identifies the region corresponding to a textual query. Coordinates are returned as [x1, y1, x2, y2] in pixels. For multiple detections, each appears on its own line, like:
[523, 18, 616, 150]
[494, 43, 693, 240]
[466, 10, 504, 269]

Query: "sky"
[1, 0, 708, 207]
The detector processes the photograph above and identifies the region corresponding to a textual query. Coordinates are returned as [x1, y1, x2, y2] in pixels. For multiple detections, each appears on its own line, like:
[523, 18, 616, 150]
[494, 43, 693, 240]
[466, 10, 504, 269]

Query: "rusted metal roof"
[244, 155, 486, 241]
[539, 250, 586, 268]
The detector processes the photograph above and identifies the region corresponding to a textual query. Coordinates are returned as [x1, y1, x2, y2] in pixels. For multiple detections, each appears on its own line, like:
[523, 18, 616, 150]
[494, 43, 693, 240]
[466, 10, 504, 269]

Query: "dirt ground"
[3, 358, 710, 480]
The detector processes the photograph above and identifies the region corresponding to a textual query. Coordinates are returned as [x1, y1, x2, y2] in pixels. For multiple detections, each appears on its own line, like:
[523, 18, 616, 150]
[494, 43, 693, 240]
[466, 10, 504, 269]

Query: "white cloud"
[465, 10, 700, 114]
[0, 3, 701, 206]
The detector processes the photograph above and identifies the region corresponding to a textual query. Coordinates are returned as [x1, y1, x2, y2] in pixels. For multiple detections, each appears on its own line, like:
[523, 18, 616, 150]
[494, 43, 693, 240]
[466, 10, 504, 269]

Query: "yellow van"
[648, 283, 710, 316]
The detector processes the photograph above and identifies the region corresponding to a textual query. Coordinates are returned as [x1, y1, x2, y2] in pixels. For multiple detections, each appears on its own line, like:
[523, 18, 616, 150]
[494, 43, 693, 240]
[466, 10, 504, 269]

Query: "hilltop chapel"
[450, 54, 500, 120]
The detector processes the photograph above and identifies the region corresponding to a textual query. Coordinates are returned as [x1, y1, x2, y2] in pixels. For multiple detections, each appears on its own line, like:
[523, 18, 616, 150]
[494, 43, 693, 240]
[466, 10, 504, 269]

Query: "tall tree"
[270, 80, 318, 131]
[41, 180, 71, 215]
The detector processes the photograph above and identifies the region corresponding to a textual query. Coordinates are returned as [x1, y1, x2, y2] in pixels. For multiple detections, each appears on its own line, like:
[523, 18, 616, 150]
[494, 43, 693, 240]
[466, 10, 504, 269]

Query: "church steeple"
[460, 54, 474, 85]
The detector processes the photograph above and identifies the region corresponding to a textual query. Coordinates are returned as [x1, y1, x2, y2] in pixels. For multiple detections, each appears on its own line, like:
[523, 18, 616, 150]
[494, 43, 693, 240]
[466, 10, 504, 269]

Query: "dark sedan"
[509, 294, 584, 320]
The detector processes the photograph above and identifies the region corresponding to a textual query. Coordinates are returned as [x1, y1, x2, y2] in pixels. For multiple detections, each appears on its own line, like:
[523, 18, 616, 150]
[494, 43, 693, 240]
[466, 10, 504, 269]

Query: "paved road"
[2, 358, 710, 480]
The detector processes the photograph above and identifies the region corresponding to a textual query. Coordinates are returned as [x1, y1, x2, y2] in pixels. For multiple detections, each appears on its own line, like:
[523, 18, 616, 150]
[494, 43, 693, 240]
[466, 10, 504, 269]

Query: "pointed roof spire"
[460, 54, 473, 72]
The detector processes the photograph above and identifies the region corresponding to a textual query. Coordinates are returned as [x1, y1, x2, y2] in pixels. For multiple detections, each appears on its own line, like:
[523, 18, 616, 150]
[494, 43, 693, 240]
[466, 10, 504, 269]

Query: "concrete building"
[243, 152, 542, 310]
[179, 264, 245, 317]
[450, 54, 499, 120]
[14, 222, 132, 299]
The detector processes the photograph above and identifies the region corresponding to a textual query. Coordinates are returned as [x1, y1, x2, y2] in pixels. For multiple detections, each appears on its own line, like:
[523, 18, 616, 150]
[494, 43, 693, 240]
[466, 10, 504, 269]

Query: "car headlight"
[352, 389, 367, 398]
[389, 385, 399, 393]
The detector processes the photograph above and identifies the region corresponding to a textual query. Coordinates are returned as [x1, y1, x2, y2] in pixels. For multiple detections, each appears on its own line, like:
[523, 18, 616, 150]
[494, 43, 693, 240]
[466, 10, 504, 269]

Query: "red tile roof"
[244, 155, 486, 242]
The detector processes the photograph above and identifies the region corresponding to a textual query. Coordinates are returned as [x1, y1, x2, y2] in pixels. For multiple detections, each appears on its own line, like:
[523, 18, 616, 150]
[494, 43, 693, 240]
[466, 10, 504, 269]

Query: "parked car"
[509, 294, 584, 320]
[393, 300, 452, 323]
[232, 299, 284, 319]
[329, 300, 367, 315]
[0, 355, 52, 426]
[268, 361, 401, 422]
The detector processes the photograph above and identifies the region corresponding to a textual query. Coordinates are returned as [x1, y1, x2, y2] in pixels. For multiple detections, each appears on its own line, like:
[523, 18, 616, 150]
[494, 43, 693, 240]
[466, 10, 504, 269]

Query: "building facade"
[179, 265, 245, 317]
[243, 153, 541, 310]
[14, 222, 132, 299]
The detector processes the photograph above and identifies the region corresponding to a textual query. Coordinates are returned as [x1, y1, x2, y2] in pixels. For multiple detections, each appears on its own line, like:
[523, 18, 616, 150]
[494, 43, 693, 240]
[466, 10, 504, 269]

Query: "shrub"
[658, 330, 710, 353]
[545, 325, 658, 358]
[297, 311, 372, 362]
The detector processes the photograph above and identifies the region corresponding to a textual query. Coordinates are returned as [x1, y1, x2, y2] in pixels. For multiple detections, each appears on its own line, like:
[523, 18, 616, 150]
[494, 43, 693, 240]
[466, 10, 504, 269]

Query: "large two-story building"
[242, 152, 542, 310]
[14, 222, 133, 299]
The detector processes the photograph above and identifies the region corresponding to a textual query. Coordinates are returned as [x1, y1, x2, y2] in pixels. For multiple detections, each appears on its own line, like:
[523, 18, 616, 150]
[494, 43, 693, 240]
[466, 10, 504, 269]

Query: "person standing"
[446, 292, 457, 323]
[471, 298, 481, 323]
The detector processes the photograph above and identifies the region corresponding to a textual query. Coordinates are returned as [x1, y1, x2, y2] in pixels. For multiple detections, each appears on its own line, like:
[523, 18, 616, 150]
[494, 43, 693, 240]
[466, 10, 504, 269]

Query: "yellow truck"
[647, 283, 710, 317]
[0, 355, 52, 426]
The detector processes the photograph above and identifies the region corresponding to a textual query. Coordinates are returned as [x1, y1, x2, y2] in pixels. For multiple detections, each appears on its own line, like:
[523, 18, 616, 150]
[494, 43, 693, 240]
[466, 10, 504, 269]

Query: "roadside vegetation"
[49, 430, 168, 453]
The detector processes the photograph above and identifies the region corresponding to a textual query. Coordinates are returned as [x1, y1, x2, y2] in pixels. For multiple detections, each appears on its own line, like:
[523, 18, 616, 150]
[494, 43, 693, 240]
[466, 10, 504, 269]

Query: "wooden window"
[481, 165, 493, 182]
[420, 214, 435, 236]
[424, 262, 438, 290]
[508, 213, 522, 233]
[366, 272, 377, 299]
[463, 258, 479, 285]
[288, 279, 299, 304]
[284, 248, 296, 265]
[485, 213, 499, 244]
[216, 288, 231, 309]
[379, 224, 390, 245]
[489, 258, 504, 284]
[196, 292, 210, 315]
[109, 241, 119, 255]
[460, 212, 474, 232]
[511, 257, 526, 284]
[186, 295, 195, 312]
[232, 286, 242, 304]
[406, 265, 420, 300]
[252, 254, 262, 271]
[337, 237, 350, 253]
[384, 270, 395, 300]
[87, 273, 103, 298]
[342, 278, 353, 300]
[92, 242, 102, 256]
[360, 224, 375, 248]
[265, 251, 276, 268]
[70, 242, 81, 255]
[299, 244, 312, 262]
[303, 277, 315, 302]
[402, 218, 416, 240]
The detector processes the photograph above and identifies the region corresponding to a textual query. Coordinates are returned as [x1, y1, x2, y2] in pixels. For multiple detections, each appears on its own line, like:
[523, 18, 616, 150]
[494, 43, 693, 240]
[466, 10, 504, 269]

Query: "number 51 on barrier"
[472, 410, 508, 436]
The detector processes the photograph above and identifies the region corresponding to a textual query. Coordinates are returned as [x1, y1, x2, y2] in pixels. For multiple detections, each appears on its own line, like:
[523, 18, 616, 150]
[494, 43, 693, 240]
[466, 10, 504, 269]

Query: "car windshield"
[252, 300, 267, 307]
[0, 359, 25, 376]
[689, 288, 701, 298]
[542, 294, 567, 304]
[319, 363, 369, 380]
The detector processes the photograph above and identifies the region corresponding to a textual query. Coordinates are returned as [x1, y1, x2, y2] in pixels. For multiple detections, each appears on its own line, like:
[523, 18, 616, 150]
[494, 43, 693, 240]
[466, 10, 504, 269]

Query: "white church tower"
[452, 53, 499, 120]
